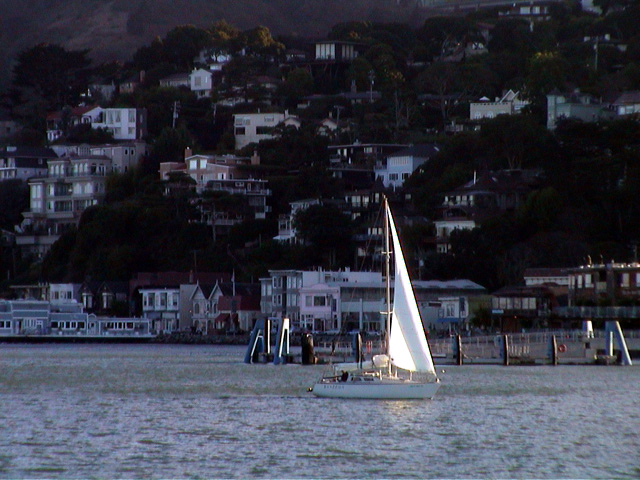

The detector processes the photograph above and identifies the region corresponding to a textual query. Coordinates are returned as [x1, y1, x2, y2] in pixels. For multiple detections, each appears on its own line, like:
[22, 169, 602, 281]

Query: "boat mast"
[384, 195, 392, 359]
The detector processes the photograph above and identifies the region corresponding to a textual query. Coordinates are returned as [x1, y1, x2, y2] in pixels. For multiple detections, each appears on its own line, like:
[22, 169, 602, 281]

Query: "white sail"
[311, 198, 440, 399]
[386, 203, 437, 375]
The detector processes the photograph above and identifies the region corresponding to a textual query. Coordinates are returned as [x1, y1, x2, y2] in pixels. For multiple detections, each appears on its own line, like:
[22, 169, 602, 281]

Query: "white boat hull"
[312, 378, 440, 399]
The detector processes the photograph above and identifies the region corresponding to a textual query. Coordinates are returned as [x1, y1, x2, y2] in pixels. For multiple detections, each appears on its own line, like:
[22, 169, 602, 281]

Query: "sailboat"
[311, 197, 440, 399]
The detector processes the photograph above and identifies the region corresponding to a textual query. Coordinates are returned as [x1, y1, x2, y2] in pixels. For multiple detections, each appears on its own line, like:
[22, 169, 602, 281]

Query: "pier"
[295, 324, 637, 367]
[429, 323, 636, 366]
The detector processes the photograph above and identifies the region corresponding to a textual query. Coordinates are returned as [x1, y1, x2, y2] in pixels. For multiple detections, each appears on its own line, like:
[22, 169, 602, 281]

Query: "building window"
[313, 296, 326, 307]
[235, 127, 246, 135]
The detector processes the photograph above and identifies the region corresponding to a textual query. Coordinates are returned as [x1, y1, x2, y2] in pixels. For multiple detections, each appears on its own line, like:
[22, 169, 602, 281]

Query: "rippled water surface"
[1, 343, 639, 479]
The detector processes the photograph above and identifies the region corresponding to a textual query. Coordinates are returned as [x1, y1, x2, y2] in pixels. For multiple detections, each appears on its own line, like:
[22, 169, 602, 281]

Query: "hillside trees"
[9, 44, 91, 128]
[293, 204, 354, 268]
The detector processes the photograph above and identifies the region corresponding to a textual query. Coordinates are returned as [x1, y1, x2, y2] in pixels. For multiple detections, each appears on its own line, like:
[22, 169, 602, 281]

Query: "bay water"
[1, 343, 638, 478]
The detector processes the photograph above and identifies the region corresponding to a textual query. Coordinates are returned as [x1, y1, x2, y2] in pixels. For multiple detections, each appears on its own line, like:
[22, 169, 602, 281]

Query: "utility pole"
[172, 101, 180, 128]
[368, 70, 375, 103]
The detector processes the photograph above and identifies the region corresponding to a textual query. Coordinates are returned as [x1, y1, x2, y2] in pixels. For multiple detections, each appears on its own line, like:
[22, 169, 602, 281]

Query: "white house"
[140, 287, 181, 333]
[92, 108, 147, 140]
[275, 198, 321, 243]
[470, 90, 529, 121]
[374, 144, 440, 189]
[46, 105, 103, 142]
[612, 91, 640, 116]
[433, 216, 477, 254]
[189, 68, 213, 98]
[233, 112, 300, 150]
[260, 268, 384, 333]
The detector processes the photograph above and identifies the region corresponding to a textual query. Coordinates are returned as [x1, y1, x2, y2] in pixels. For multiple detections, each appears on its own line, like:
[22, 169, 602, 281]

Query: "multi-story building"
[161, 150, 271, 235]
[0, 146, 57, 181]
[16, 155, 112, 255]
[185, 281, 261, 334]
[52, 142, 147, 174]
[260, 268, 487, 333]
[260, 268, 385, 333]
[139, 287, 181, 334]
[0, 299, 150, 337]
[413, 280, 488, 332]
[275, 198, 321, 243]
[469, 90, 529, 121]
[189, 68, 213, 98]
[314, 40, 363, 61]
[435, 169, 543, 253]
[374, 144, 440, 189]
[46, 105, 102, 142]
[568, 261, 640, 306]
[233, 112, 289, 150]
[92, 108, 147, 141]
[491, 285, 557, 331]
[546, 91, 615, 130]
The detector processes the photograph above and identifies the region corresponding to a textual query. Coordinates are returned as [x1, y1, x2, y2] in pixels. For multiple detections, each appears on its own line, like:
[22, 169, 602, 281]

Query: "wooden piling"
[550, 335, 558, 366]
[502, 334, 509, 366]
[455, 334, 463, 365]
[301, 333, 315, 365]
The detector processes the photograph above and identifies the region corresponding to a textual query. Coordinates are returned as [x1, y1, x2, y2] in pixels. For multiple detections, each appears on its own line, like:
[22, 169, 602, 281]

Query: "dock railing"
[429, 329, 639, 364]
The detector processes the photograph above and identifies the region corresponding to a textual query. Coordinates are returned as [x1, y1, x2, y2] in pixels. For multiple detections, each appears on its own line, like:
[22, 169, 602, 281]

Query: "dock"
[429, 323, 636, 366]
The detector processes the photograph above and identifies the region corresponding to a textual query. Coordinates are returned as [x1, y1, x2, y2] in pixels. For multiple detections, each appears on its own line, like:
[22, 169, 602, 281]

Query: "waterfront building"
[567, 261, 640, 306]
[140, 287, 181, 334]
[260, 268, 384, 333]
[0, 300, 150, 337]
[131, 271, 230, 332]
[260, 268, 487, 334]
[413, 280, 488, 332]
[491, 285, 557, 331]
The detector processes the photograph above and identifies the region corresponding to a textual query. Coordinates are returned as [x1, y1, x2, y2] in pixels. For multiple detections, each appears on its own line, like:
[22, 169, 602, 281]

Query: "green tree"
[10, 44, 91, 126]
[148, 126, 195, 172]
[525, 52, 569, 102]
[0, 179, 28, 230]
[293, 204, 354, 268]
[163, 25, 212, 69]
[280, 68, 314, 108]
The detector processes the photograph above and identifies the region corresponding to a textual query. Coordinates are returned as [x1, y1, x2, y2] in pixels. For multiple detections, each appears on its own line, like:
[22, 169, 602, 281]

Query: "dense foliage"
[2, 2, 640, 291]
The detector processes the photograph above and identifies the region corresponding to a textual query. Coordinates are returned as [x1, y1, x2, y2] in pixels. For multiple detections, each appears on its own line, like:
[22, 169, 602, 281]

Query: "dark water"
[0, 343, 638, 479]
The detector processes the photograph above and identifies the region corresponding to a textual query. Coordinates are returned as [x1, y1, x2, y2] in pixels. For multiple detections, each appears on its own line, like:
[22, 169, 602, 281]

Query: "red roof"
[46, 105, 99, 121]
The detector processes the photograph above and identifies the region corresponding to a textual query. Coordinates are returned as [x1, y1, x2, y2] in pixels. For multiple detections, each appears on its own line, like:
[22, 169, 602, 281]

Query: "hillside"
[0, 0, 420, 91]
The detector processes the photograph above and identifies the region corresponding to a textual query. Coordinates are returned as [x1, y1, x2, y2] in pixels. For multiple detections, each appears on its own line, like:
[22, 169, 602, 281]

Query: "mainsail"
[386, 203, 437, 375]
